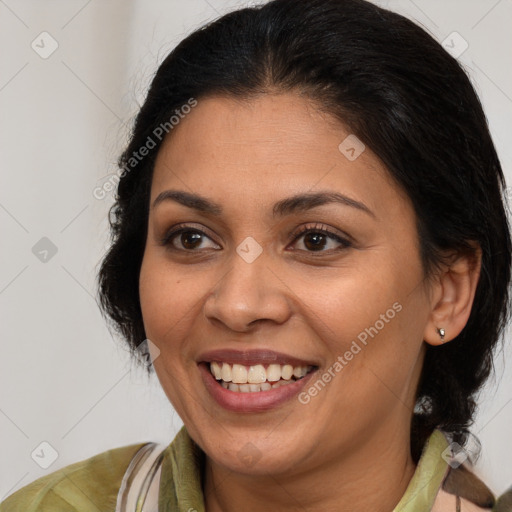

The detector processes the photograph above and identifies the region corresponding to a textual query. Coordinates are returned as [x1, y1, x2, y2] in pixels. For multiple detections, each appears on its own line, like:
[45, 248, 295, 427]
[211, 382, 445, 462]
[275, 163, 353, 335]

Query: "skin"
[139, 92, 481, 512]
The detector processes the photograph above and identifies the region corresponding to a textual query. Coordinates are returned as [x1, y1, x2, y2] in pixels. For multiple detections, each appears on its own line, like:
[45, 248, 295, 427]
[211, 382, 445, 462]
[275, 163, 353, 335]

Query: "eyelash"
[160, 222, 352, 254]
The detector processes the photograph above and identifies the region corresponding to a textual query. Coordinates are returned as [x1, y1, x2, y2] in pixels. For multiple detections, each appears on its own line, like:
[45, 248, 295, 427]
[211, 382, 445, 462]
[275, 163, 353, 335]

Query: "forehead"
[150, 93, 407, 218]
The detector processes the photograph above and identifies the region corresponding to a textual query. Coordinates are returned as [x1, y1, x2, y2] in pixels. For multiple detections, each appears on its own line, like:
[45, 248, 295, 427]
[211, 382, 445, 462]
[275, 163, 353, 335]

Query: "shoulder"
[432, 489, 492, 511]
[0, 442, 148, 512]
[432, 463, 512, 512]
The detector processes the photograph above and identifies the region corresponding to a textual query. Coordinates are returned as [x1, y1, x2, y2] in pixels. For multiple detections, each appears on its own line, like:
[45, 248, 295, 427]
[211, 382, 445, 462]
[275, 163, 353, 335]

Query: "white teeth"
[294, 366, 306, 378]
[232, 364, 248, 384]
[228, 381, 294, 392]
[266, 364, 281, 382]
[247, 364, 266, 384]
[221, 363, 232, 382]
[211, 361, 222, 379]
[281, 364, 293, 380]
[209, 361, 312, 392]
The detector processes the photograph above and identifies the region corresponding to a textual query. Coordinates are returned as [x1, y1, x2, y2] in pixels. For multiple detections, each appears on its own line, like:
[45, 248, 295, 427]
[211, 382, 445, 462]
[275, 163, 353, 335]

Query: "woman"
[1, 0, 511, 510]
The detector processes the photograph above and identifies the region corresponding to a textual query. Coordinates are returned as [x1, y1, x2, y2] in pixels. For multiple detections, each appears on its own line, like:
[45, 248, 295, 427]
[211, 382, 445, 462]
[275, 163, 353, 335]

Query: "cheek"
[138, 253, 198, 410]
[294, 264, 400, 340]
[139, 253, 188, 346]
[302, 253, 426, 381]
[139, 250, 219, 362]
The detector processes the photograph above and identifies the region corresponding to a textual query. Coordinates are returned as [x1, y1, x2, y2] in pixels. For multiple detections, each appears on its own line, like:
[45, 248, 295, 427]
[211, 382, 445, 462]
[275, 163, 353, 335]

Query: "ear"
[423, 245, 482, 346]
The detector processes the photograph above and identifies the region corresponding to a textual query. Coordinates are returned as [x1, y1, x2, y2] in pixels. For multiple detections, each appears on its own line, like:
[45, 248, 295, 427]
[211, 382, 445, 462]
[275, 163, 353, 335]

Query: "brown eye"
[161, 226, 220, 252]
[290, 224, 352, 253]
[303, 232, 329, 251]
[179, 231, 203, 250]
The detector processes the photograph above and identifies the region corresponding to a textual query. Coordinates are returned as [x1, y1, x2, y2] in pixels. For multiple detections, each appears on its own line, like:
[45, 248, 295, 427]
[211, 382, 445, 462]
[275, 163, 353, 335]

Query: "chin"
[195, 424, 314, 476]
[216, 443, 306, 476]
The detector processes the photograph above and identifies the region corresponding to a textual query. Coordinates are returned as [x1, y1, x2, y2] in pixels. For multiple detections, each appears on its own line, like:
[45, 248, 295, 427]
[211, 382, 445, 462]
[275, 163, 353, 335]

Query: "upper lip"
[198, 349, 319, 368]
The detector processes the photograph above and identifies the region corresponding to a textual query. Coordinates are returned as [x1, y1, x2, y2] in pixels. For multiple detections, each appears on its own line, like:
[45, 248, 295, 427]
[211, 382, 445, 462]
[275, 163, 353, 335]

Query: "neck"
[203, 422, 417, 512]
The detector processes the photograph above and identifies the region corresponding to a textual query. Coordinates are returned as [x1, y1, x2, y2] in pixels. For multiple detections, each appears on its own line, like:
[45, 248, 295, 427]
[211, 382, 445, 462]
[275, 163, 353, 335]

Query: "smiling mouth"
[209, 361, 316, 392]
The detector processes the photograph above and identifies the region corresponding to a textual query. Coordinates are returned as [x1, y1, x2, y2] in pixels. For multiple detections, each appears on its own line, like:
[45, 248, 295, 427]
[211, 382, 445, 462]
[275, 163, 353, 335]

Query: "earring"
[437, 328, 446, 342]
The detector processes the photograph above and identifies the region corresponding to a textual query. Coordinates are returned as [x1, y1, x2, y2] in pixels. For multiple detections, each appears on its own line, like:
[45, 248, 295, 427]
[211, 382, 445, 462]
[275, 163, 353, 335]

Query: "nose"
[203, 247, 292, 333]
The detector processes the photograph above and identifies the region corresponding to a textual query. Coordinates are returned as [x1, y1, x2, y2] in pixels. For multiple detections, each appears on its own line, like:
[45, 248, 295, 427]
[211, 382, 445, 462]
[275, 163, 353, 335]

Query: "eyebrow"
[152, 189, 375, 218]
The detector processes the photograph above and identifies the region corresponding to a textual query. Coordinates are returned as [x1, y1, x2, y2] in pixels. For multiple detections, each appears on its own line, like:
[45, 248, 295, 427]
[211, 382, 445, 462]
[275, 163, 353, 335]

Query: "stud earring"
[437, 327, 446, 342]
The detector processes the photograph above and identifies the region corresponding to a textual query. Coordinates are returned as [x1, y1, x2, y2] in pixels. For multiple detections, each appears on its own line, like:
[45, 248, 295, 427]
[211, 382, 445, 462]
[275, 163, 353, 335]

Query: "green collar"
[158, 427, 449, 512]
[393, 430, 449, 511]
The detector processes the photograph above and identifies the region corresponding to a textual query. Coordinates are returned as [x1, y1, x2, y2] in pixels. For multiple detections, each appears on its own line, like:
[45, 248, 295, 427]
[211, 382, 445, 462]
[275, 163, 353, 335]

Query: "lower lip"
[199, 363, 317, 413]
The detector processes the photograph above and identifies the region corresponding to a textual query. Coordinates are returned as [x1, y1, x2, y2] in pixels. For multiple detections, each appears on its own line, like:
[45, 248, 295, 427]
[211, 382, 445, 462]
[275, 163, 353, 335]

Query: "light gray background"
[1, 0, 511, 501]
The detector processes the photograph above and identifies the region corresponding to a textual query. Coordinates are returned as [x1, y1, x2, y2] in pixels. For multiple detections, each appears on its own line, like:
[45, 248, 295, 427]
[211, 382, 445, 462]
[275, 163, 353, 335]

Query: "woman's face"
[139, 93, 433, 475]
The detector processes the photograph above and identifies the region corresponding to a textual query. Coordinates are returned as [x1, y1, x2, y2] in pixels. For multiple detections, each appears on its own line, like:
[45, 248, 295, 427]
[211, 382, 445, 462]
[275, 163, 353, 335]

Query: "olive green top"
[0, 427, 496, 511]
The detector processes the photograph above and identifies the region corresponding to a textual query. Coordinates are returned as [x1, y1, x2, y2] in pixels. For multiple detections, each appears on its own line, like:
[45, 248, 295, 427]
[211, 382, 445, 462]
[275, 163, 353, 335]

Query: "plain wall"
[1, 0, 511, 500]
